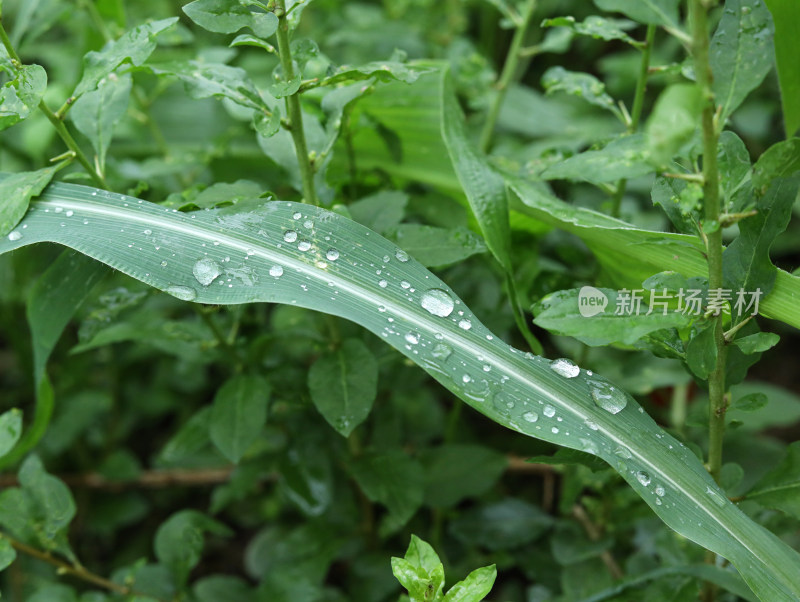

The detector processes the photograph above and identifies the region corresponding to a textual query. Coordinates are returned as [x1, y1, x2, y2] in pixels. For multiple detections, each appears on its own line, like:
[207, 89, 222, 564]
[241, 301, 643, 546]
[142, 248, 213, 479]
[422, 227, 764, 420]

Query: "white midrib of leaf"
[29, 196, 763, 566]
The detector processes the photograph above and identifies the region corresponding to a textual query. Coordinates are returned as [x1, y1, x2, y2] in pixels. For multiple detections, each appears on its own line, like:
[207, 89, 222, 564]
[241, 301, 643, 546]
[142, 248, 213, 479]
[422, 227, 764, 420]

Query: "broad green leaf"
[593, 0, 680, 28]
[718, 130, 753, 212]
[651, 175, 702, 234]
[722, 175, 800, 302]
[350, 450, 424, 535]
[440, 70, 512, 272]
[731, 392, 768, 412]
[541, 16, 639, 46]
[194, 575, 254, 602]
[313, 56, 432, 88]
[0, 536, 16, 571]
[348, 190, 408, 234]
[3, 179, 800, 600]
[710, 0, 775, 121]
[209, 374, 271, 463]
[751, 138, 800, 193]
[0, 166, 59, 237]
[391, 557, 443, 601]
[732, 332, 779, 354]
[0, 408, 22, 458]
[0, 250, 106, 470]
[422, 445, 506, 508]
[764, 0, 800, 135]
[541, 66, 621, 118]
[645, 83, 701, 167]
[154, 510, 231, 585]
[158, 407, 212, 466]
[443, 565, 496, 602]
[685, 321, 718, 379]
[747, 442, 800, 519]
[278, 429, 333, 516]
[532, 287, 691, 346]
[74, 18, 178, 98]
[388, 224, 487, 268]
[448, 498, 553, 550]
[0, 64, 46, 131]
[71, 72, 132, 175]
[307, 338, 378, 437]
[404, 535, 442, 574]
[541, 135, 652, 184]
[146, 61, 270, 113]
[182, 0, 278, 38]
[506, 177, 800, 330]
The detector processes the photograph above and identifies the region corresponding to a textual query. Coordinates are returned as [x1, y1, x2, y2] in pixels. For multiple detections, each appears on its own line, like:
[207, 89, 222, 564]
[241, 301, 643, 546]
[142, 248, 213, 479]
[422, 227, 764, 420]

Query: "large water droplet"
[193, 257, 222, 286]
[590, 379, 628, 414]
[269, 265, 284, 277]
[378, 279, 388, 288]
[166, 285, 197, 301]
[420, 289, 455, 317]
[297, 240, 311, 252]
[65, 210, 74, 217]
[522, 411, 538, 423]
[458, 319, 472, 330]
[7, 231, 22, 241]
[636, 471, 651, 486]
[395, 249, 409, 262]
[432, 343, 452, 360]
[405, 332, 420, 345]
[550, 358, 580, 378]
[655, 485, 665, 497]
[543, 405, 556, 418]
[283, 230, 298, 242]
[400, 280, 410, 289]
[326, 249, 339, 261]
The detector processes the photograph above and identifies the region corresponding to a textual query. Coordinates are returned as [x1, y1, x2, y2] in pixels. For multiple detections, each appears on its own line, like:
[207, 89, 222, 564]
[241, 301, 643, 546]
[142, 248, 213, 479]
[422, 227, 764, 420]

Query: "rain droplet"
[590, 379, 628, 414]
[551, 426, 559, 434]
[462, 374, 472, 383]
[143, 229, 152, 235]
[543, 405, 556, 418]
[298, 240, 311, 251]
[378, 279, 388, 288]
[615, 447, 632, 459]
[395, 249, 409, 262]
[655, 485, 665, 497]
[522, 411, 538, 423]
[283, 230, 298, 243]
[54, 207, 63, 213]
[432, 343, 453, 360]
[326, 249, 339, 261]
[400, 281, 410, 289]
[458, 319, 472, 330]
[65, 210, 74, 217]
[404, 332, 420, 345]
[160, 260, 168, 267]
[166, 285, 197, 301]
[246, 249, 255, 256]
[585, 420, 599, 431]
[193, 257, 222, 286]
[482, 364, 491, 372]
[420, 289, 454, 317]
[303, 219, 313, 229]
[636, 471, 651, 486]
[7, 231, 22, 241]
[269, 265, 284, 277]
[292, 211, 302, 219]
[550, 358, 580, 378]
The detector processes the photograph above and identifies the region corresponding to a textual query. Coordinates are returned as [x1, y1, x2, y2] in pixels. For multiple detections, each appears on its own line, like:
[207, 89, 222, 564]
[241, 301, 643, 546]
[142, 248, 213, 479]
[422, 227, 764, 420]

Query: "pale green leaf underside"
[1, 178, 799, 600]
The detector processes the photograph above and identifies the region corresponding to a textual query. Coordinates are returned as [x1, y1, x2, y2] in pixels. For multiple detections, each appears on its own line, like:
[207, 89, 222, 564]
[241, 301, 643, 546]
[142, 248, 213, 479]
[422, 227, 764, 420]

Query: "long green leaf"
[764, 0, 800, 136]
[1, 178, 800, 600]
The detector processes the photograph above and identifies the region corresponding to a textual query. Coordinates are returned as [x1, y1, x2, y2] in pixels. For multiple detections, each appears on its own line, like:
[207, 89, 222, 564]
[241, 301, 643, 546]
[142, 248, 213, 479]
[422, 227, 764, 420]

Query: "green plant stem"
[0, 532, 162, 600]
[479, 0, 536, 153]
[690, 0, 726, 486]
[610, 24, 656, 217]
[0, 20, 108, 189]
[274, 0, 318, 206]
[506, 274, 543, 354]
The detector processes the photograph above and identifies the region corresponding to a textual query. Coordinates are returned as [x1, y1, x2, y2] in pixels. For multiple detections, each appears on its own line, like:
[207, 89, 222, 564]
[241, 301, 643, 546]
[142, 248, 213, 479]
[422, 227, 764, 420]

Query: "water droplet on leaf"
[378, 279, 388, 288]
[269, 265, 284, 277]
[405, 332, 420, 344]
[432, 343, 452, 360]
[193, 257, 222, 286]
[326, 249, 339, 261]
[284, 230, 298, 243]
[523, 411, 538, 423]
[166, 285, 197, 301]
[636, 471, 651, 486]
[590, 379, 628, 414]
[420, 289, 454, 317]
[7, 231, 22, 241]
[543, 405, 556, 418]
[550, 358, 580, 378]
[458, 319, 472, 330]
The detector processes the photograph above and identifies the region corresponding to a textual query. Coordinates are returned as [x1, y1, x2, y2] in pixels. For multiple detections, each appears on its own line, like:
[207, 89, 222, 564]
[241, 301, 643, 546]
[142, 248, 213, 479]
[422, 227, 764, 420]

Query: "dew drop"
[283, 230, 298, 243]
[589, 379, 628, 414]
[458, 319, 472, 331]
[7, 231, 22, 241]
[326, 249, 339, 261]
[551, 426, 559, 434]
[615, 447, 632, 459]
[462, 374, 472, 383]
[400, 280, 410, 289]
[298, 240, 312, 251]
[143, 229, 152, 235]
[166, 285, 197, 301]
[378, 279, 388, 288]
[404, 332, 420, 345]
[395, 249, 409, 262]
[292, 211, 302, 219]
[303, 219, 313, 229]
[246, 249, 255, 256]
[192, 257, 222, 286]
[543, 405, 556, 418]
[636, 471, 651, 486]
[655, 485, 665, 497]
[66, 210, 74, 217]
[54, 207, 63, 213]
[550, 358, 580, 378]
[482, 364, 491, 372]
[432, 343, 453, 360]
[420, 289, 455, 317]
[585, 420, 599, 431]
[522, 411, 538, 423]
[269, 265, 284, 277]
[160, 260, 168, 267]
